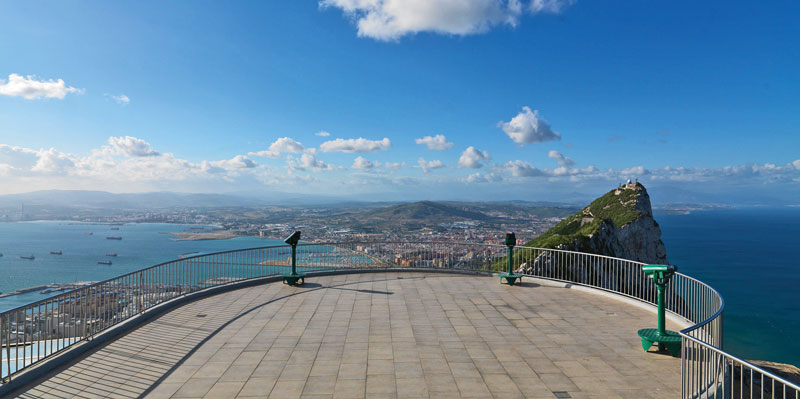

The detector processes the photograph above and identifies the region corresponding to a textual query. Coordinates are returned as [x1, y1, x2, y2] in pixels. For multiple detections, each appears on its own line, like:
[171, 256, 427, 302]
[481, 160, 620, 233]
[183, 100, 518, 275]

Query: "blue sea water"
[657, 208, 800, 367]
[0, 222, 283, 311]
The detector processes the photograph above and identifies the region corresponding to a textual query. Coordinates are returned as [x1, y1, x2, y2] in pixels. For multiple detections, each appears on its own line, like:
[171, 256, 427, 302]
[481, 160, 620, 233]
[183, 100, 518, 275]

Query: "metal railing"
[1, 241, 797, 398]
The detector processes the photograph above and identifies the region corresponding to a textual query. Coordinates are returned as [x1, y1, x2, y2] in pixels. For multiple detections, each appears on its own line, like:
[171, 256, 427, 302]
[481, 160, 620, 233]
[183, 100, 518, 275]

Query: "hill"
[523, 182, 668, 264]
[350, 201, 493, 231]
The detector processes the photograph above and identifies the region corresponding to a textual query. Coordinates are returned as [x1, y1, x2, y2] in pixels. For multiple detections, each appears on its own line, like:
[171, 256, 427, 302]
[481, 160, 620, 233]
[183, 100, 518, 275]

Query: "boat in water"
[20, 255, 35, 260]
[50, 250, 63, 255]
[97, 260, 112, 265]
[111, 227, 119, 230]
[85, 232, 93, 235]
[106, 236, 122, 240]
[105, 253, 118, 257]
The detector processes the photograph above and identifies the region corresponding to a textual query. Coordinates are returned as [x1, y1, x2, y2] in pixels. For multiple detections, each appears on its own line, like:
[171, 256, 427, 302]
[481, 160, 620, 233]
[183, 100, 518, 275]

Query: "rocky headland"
[520, 181, 667, 265]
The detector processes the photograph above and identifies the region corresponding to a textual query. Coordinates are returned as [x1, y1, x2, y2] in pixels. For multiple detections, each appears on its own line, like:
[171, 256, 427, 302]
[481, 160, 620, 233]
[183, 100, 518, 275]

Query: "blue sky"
[1, 1, 799, 203]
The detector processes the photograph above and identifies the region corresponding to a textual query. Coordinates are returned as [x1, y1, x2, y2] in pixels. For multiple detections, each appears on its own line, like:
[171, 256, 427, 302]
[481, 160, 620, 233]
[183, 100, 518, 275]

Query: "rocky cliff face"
[523, 182, 668, 264]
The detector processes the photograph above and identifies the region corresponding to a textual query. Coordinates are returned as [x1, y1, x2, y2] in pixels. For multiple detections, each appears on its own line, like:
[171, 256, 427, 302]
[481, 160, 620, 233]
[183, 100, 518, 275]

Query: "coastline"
[169, 231, 238, 241]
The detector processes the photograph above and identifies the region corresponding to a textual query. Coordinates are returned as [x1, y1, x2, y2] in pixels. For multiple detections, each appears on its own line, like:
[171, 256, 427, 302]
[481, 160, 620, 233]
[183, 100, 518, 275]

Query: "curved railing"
[1, 241, 797, 397]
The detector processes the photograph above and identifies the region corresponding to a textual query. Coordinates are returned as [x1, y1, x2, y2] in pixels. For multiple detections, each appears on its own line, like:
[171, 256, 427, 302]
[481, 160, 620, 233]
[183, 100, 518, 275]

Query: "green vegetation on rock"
[525, 183, 645, 250]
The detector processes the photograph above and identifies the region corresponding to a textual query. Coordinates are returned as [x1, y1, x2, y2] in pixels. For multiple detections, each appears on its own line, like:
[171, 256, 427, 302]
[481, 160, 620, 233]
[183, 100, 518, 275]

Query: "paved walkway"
[11, 273, 681, 399]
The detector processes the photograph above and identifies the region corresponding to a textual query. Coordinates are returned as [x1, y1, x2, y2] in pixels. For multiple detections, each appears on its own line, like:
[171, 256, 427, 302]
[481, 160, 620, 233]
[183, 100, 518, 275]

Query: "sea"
[656, 208, 800, 367]
[0, 210, 798, 366]
[0, 222, 283, 311]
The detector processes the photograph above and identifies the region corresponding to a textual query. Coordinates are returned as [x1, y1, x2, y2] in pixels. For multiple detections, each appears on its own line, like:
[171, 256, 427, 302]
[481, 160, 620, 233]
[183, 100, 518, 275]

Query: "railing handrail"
[681, 333, 800, 391]
[0, 244, 298, 315]
[675, 273, 725, 336]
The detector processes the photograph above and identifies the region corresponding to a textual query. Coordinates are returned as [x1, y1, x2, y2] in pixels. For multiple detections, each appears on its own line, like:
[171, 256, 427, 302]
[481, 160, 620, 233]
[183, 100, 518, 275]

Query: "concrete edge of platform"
[0, 267, 487, 396]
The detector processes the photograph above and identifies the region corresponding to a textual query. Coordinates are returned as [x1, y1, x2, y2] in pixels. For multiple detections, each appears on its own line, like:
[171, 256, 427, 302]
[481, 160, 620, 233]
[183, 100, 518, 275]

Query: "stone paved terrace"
[10, 272, 682, 399]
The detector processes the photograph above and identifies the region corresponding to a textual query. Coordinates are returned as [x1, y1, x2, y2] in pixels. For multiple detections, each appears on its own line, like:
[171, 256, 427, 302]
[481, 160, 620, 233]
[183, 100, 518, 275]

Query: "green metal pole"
[291, 245, 297, 276]
[656, 281, 666, 351]
[657, 282, 665, 335]
[507, 245, 513, 275]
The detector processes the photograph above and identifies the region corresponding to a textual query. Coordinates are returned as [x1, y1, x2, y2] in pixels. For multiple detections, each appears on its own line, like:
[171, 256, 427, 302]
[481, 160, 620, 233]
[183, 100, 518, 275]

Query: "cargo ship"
[50, 250, 62, 255]
[20, 254, 35, 260]
[105, 253, 117, 257]
[111, 227, 119, 230]
[106, 236, 122, 240]
[97, 260, 112, 265]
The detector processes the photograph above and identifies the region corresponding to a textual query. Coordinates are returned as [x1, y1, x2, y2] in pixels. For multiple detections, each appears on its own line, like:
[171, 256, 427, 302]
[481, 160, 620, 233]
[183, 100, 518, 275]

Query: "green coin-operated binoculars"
[282, 231, 305, 286]
[499, 232, 523, 286]
[637, 264, 681, 356]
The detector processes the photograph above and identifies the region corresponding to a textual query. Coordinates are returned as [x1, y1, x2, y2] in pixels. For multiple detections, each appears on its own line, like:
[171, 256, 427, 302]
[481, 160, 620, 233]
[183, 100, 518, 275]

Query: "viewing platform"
[2, 240, 797, 398]
[9, 272, 681, 398]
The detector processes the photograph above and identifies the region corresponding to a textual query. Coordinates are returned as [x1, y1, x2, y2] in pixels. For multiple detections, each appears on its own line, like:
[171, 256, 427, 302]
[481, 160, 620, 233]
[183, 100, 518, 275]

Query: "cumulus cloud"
[352, 156, 380, 171]
[287, 153, 335, 172]
[620, 166, 648, 177]
[458, 146, 490, 168]
[108, 94, 130, 105]
[315, 131, 331, 137]
[249, 137, 308, 158]
[415, 134, 453, 151]
[320, 0, 573, 41]
[320, 137, 392, 153]
[548, 150, 574, 167]
[417, 157, 445, 174]
[499, 106, 560, 145]
[503, 160, 545, 177]
[108, 136, 160, 157]
[209, 155, 256, 170]
[0, 73, 84, 100]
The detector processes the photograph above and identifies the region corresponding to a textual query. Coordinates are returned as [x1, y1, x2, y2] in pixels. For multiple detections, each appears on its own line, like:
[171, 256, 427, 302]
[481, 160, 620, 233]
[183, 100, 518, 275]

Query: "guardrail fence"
[1, 241, 797, 397]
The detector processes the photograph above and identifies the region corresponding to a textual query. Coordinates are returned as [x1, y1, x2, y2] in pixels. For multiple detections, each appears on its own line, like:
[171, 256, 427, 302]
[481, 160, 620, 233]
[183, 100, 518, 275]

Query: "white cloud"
[0, 73, 84, 100]
[793, 159, 800, 170]
[287, 153, 335, 172]
[466, 172, 503, 183]
[249, 137, 307, 158]
[320, 0, 572, 41]
[458, 146, 490, 168]
[108, 136, 160, 157]
[415, 134, 453, 151]
[499, 106, 560, 145]
[108, 94, 130, 105]
[315, 131, 331, 137]
[548, 150, 574, 167]
[352, 156, 381, 171]
[384, 161, 406, 170]
[503, 160, 545, 177]
[320, 137, 392, 153]
[417, 157, 445, 173]
[31, 148, 76, 174]
[530, 0, 574, 13]
[210, 155, 257, 170]
[620, 166, 648, 176]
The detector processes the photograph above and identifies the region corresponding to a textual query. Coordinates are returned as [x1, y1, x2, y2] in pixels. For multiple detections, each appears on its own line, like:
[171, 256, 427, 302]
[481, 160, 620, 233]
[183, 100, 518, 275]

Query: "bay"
[0, 221, 283, 311]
